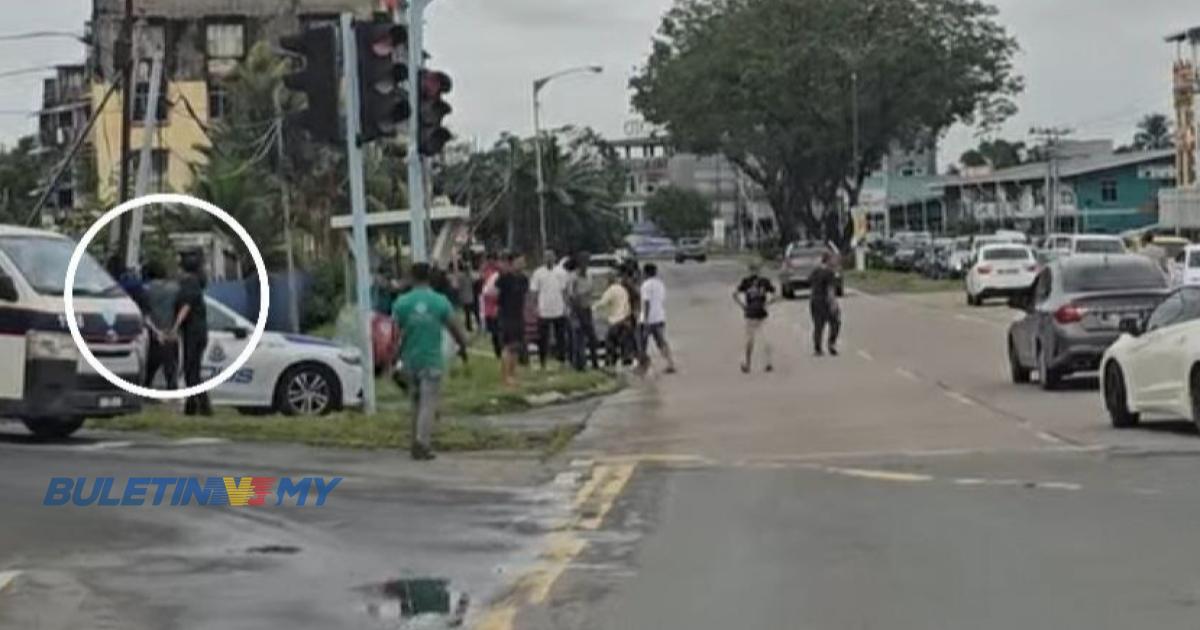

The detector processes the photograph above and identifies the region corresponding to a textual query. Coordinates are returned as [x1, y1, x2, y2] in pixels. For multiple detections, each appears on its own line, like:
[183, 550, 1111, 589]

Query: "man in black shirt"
[170, 250, 212, 415]
[496, 253, 529, 387]
[808, 251, 842, 356]
[734, 262, 777, 373]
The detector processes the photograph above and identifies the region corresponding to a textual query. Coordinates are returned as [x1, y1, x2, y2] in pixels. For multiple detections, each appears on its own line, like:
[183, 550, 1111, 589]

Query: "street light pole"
[532, 65, 602, 258]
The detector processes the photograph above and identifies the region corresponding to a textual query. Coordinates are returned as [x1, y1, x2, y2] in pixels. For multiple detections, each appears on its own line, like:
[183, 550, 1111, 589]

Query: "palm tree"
[1133, 114, 1174, 151]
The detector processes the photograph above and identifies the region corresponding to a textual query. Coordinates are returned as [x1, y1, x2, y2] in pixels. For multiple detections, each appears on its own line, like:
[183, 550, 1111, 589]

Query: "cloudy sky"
[0, 0, 1196, 170]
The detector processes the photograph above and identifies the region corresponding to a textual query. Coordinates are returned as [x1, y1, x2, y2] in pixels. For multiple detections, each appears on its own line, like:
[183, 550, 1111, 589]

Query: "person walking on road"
[142, 260, 180, 390]
[530, 250, 570, 369]
[809, 251, 842, 356]
[496, 253, 530, 387]
[593, 273, 631, 369]
[734, 262, 777, 373]
[169, 251, 212, 416]
[392, 262, 470, 461]
[480, 253, 503, 358]
[639, 263, 677, 374]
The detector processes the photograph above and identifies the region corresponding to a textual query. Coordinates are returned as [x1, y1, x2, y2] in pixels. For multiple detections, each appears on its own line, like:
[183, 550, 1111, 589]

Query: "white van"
[0, 226, 143, 437]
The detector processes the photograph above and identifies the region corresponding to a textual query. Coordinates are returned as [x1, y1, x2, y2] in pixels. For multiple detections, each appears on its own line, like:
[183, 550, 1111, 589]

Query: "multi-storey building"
[75, 0, 375, 200]
[37, 64, 93, 213]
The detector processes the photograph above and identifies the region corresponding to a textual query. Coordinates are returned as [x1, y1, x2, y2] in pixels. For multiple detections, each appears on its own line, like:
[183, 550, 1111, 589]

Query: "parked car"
[200, 298, 366, 416]
[1006, 254, 1170, 390]
[779, 242, 843, 299]
[964, 244, 1038, 306]
[627, 235, 677, 259]
[1045, 233, 1127, 257]
[1169, 244, 1200, 287]
[1100, 286, 1200, 427]
[674, 237, 709, 263]
[586, 252, 629, 282]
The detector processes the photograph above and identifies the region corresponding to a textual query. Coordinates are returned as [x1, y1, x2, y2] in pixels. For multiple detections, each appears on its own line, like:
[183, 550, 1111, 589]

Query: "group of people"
[734, 251, 843, 372]
[108, 251, 213, 416]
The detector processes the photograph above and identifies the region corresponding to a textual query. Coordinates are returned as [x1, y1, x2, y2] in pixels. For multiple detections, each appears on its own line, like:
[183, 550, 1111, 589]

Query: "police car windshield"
[0, 236, 122, 297]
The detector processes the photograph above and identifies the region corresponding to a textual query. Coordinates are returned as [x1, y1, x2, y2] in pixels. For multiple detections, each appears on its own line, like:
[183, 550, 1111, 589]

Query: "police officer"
[169, 250, 212, 415]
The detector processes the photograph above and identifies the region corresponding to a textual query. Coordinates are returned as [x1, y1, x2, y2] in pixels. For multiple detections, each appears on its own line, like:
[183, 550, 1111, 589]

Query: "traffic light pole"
[406, 0, 432, 263]
[341, 13, 377, 415]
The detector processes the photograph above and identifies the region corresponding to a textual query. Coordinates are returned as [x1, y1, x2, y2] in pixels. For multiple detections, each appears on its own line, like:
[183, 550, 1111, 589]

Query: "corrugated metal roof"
[936, 149, 1175, 188]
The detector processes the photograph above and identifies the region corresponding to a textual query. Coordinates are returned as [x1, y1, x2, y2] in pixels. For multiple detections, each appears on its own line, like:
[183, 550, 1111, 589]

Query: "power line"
[0, 31, 87, 43]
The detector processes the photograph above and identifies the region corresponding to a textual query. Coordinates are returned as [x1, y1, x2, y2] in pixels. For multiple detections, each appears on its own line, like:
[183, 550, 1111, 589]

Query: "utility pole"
[111, 0, 135, 254]
[341, 13, 377, 414]
[406, 0, 432, 263]
[1030, 126, 1073, 235]
[124, 53, 163, 271]
[275, 90, 300, 334]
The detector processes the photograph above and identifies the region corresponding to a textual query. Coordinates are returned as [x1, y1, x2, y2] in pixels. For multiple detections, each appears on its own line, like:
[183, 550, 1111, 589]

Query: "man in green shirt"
[392, 263, 469, 460]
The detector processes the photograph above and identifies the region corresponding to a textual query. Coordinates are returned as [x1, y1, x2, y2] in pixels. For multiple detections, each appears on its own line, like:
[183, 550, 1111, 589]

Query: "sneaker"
[814, 349, 824, 357]
[829, 346, 839, 356]
[740, 363, 750, 374]
[665, 366, 677, 375]
[765, 364, 774, 373]
[411, 444, 437, 461]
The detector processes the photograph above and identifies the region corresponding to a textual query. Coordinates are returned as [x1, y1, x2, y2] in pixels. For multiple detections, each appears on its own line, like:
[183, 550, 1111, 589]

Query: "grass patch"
[845, 269, 960, 295]
[88, 346, 617, 452]
[89, 408, 577, 453]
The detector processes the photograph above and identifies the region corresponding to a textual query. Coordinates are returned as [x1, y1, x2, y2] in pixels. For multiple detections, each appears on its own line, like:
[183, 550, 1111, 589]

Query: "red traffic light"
[420, 71, 452, 98]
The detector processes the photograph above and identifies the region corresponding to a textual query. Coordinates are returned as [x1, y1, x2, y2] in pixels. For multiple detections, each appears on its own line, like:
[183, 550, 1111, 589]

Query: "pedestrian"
[169, 250, 212, 416]
[565, 257, 600, 370]
[480, 253, 503, 358]
[392, 262, 470, 461]
[593, 273, 631, 369]
[809, 251, 842, 356]
[619, 265, 642, 365]
[530, 249, 570, 369]
[449, 262, 477, 332]
[496, 253, 530, 387]
[733, 262, 777, 373]
[638, 263, 677, 374]
[142, 260, 180, 390]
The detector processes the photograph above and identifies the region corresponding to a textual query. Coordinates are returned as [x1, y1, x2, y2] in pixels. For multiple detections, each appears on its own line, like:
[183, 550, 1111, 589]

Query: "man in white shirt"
[639, 263, 677, 374]
[530, 250, 571, 368]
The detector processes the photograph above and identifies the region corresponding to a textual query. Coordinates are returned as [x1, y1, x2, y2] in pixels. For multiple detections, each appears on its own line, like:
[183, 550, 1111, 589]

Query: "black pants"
[182, 332, 212, 416]
[145, 336, 179, 390]
[537, 317, 569, 367]
[485, 317, 502, 359]
[571, 308, 600, 370]
[461, 303, 478, 333]
[811, 303, 841, 352]
[604, 321, 629, 367]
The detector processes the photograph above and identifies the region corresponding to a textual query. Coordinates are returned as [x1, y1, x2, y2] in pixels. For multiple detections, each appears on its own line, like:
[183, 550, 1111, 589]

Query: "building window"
[132, 60, 168, 123]
[132, 149, 169, 192]
[1101, 179, 1118, 203]
[206, 23, 245, 60]
[208, 81, 228, 120]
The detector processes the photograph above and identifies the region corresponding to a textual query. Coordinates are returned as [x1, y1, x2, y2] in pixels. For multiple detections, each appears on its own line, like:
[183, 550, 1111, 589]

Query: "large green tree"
[644, 185, 715, 238]
[1133, 113, 1173, 151]
[960, 138, 1027, 169]
[0, 136, 52, 224]
[632, 0, 1022, 245]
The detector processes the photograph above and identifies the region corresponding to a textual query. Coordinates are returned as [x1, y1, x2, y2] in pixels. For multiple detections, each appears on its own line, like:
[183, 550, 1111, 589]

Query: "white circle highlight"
[64, 193, 270, 401]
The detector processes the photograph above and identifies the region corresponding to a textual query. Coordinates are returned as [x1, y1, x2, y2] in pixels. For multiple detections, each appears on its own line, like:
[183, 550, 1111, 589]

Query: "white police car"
[200, 298, 365, 415]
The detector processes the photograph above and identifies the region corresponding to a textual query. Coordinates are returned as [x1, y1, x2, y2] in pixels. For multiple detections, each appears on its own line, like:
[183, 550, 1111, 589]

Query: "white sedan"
[1101, 287, 1200, 428]
[198, 298, 365, 416]
[964, 244, 1039, 306]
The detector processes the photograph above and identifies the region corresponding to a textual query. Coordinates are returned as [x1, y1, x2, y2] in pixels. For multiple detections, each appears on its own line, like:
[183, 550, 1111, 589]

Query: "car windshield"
[983, 247, 1031, 261]
[1075, 238, 1124, 254]
[789, 248, 824, 260]
[1064, 262, 1167, 292]
[0, 236, 122, 297]
[1189, 253, 1200, 269]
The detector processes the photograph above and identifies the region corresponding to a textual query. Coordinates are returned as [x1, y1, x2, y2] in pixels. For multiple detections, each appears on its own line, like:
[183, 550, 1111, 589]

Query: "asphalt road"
[512, 259, 1200, 630]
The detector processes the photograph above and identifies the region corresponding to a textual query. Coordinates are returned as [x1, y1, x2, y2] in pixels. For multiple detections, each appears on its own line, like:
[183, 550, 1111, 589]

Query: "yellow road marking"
[579, 464, 636, 530]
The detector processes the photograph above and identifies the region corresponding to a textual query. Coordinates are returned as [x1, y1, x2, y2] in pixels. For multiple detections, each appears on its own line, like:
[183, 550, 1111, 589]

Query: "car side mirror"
[0, 275, 17, 302]
[1118, 317, 1144, 337]
[231, 326, 249, 340]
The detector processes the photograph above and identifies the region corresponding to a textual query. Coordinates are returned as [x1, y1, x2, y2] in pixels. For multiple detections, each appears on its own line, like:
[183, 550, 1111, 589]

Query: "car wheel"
[1190, 366, 1200, 428]
[698, 255, 707, 263]
[1038, 343, 1061, 391]
[966, 292, 977, 307]
[1104, 362, 1139, 428]
[274, 364, 341, 416]
[782, 286, 795, 300]
[675, 256, 684, 264]
[22, 417, 85, 439]
[1008, 338, 1031, 384]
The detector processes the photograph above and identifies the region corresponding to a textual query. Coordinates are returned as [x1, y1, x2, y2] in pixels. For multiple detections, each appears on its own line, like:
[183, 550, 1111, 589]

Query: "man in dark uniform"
[808, 251, 842, 356]
[169, 250, 212, 415]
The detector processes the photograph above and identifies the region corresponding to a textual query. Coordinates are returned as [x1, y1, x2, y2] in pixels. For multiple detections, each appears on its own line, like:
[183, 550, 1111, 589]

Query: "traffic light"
[280, 26, 340, 144]
[355, 18, 410, 144]
[418, 70, 453, 157]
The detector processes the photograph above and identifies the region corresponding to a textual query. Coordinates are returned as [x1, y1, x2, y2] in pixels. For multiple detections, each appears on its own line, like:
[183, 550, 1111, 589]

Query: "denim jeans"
[407, 368, 443, 449]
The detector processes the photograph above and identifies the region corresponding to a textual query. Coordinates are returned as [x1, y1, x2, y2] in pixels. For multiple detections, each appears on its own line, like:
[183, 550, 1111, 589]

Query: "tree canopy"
[631, 0, 1022, 245]
[644, 185, 715, 239]
[1133, 113, 1173, 151]
[959, 138, 1027, 170]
